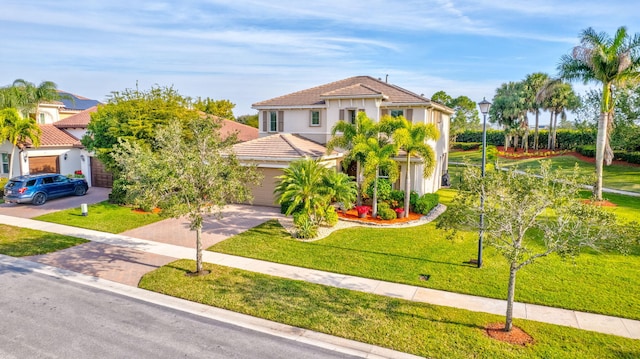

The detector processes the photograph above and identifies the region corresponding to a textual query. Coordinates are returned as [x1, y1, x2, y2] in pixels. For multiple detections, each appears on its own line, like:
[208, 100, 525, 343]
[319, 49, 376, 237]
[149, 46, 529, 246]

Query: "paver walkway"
[1, 213, 638, 340]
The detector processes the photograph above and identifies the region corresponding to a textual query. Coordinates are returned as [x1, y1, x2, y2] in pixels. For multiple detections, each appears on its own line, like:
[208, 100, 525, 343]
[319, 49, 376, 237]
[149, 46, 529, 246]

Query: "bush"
[323, 205, 339, 227]
[575, 145, 596, 158]
[626, 151, 640, 164]
[452, 142, 481, 150]
[0, 177, 7, 198]
[293, 213, 318, 239]
[108, 179, 128, 205]
[389, 189, 404, 208]
[365, 178, 392, 201]
[376, 202, 396, 220]
[409, 191, 419, 211]
[414, 193, 440, 215]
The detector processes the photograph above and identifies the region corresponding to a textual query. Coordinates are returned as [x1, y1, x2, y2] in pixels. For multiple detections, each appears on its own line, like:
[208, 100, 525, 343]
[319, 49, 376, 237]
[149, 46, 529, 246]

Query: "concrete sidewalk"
[1, 214, 639, 340]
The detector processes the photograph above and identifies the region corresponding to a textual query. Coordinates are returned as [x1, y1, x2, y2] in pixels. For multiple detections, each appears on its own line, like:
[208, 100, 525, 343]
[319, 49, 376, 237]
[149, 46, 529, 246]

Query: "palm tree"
[10, 79, 61, 120]
[490, 81, 528, 150]
[559, 26, 640, 200]
[327, 111, 378, 205]
[524, 73, 550, 150]
[536, 80, 580, 150]
[352, 136, 399, 218]
[321, 170, 357, 208]
[384, 115, 439, 218]
[3, 112, 41, 177]
[274, 158, 331, 221]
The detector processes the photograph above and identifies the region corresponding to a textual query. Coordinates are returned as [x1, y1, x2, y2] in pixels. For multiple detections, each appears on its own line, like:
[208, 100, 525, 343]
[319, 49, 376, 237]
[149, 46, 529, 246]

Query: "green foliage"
[111, 115, 261, 273]
[321, 170, 357, 207]
[323, 205, 339, 227]
[456, 128, 597, 150]
[376, 202, 396, 220]
[293, 213, 318, 239]
[236, 114, 259, 128]
[452, 142, 481, 150]
[576, 145, 596, 157]
[413, 193, 439, 215]
[365, 178, 392, 201]
[389, 189, 404, 208]
[192, 97, 235, 119]
[83, 85, 197, 174]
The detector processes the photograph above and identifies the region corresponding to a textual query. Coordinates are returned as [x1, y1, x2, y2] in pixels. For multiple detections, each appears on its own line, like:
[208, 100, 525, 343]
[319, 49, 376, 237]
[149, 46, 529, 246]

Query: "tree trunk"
[523, 129, 529, 152]
[372, 170, 379, 218]
[552, 112, 558, 150]
[356, 161, 362, 206]
[404, 153, 411, 218]
[594, 111, 608, 201]
[547, 111, 554, 149]
[513, 134, 519, 150]
[534, 110, 540, 150]
[196, 224, 203, 274]
[505, 263, 518, 332]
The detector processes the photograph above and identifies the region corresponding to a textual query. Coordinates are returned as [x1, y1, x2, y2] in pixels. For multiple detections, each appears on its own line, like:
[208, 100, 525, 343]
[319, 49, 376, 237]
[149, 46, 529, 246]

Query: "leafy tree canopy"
[193, 97, 235, 119]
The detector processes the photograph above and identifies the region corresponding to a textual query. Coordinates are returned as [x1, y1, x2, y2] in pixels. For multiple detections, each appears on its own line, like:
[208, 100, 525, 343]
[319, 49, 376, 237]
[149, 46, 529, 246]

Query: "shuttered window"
[269, 111, 278, 132]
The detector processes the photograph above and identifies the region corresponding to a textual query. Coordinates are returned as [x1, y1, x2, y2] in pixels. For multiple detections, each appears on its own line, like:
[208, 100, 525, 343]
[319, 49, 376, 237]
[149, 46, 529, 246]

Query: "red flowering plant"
[355, 205, 371, 215]
[394, 207, 404, 214]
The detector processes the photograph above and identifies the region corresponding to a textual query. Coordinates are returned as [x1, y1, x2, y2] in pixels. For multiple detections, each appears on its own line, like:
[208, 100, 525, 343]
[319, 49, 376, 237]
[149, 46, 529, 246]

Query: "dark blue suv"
[3, 173, 89, 205]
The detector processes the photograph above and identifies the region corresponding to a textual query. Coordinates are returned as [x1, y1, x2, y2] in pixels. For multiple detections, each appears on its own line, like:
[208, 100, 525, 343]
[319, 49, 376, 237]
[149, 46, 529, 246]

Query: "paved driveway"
[0, 187, 111, 218]
[121, 204, 283, 249]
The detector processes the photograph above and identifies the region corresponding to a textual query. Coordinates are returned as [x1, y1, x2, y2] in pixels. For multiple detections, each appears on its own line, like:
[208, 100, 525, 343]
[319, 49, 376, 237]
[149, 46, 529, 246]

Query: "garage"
[248, 167, 282, 207]
[90, 157, 114, 188]
[29, 156, 59, 174]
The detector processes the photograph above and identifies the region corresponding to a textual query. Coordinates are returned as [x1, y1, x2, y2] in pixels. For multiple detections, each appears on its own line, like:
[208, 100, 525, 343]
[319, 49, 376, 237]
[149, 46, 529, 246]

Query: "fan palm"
[558, 26, 640, 200]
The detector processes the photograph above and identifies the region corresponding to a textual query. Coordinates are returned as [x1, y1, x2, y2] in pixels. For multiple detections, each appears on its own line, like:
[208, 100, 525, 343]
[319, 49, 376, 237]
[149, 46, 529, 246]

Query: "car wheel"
[32, 193, 47, 206]
[74, 186, 87, 196]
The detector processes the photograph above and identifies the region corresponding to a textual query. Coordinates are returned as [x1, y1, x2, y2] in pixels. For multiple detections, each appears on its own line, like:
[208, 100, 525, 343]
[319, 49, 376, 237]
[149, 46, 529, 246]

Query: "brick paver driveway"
[121, 204, 283, 248]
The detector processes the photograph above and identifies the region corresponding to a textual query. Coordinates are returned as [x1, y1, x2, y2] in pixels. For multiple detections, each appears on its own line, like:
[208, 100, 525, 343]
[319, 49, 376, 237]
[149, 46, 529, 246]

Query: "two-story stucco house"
[238, 76, 453, 207]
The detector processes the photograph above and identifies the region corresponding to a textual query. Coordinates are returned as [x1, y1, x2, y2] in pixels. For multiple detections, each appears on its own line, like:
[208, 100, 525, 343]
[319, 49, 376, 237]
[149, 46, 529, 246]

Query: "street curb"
[0, 254, 423, 359]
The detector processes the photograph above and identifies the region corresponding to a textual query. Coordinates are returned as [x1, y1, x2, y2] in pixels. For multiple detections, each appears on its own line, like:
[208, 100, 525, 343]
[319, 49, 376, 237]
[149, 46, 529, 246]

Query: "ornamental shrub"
[452, 142, 481, 150]
[575, 145, 596, 158]
[294, 213, 318, 239]
[414, 193, 439, 215]
[365, 178, 392, 201]
[377, 202, 396, 220]
[323, 205, 339, 227]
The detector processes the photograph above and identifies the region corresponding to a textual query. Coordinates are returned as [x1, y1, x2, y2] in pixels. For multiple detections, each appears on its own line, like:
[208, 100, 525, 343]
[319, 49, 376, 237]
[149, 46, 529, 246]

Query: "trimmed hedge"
[456, 129, 597, 150]
[575, 145, 596, 158]
[414, 193, 439, 215]
[452, 142, 481, 150]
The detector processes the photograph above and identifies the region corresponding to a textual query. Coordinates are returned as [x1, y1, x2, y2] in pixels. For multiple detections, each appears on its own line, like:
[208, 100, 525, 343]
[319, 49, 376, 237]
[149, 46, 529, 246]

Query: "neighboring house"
[246, 75, 453, 207]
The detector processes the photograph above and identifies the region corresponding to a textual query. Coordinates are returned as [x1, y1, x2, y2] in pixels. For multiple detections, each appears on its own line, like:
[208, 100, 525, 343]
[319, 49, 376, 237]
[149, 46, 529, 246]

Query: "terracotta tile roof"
[54, 106, 97, 128]
[252, 76, 431, 108]
[220, 118, 258, 142]
[35, 125, 82, 147]
[232, 133, 338, 160]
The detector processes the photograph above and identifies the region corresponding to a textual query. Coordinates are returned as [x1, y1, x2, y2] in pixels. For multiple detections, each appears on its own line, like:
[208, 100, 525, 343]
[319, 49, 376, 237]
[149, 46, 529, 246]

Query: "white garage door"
[248, 167, 283, 207]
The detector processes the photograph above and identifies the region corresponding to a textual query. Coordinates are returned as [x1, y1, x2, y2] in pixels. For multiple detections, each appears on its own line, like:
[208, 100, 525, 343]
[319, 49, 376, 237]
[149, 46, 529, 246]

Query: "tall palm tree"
[352, 136, 399, 218]
[536, 80, 580, 150]
[490, 81, 528, 150]
[327, 111, 378, 205]
[559, 26, 640, 200]
[384, 115, 439, 218]
[10, 79, 61, 120]
[524, 73, 550, 150]
[3, 112, 41, 177]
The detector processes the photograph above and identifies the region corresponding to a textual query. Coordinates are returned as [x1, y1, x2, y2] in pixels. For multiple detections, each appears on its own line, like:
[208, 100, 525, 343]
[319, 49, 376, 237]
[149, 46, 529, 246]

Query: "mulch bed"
[132, 208, 162, 214]
[338, 208, 423, 224]
[581, 199, 617, 207]
[485, 322, 534, 346]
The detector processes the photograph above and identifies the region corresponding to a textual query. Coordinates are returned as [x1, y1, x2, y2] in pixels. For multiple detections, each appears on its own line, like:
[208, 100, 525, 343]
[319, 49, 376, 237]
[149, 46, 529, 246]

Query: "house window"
[310, 110, 320, 126]
[269, 111, 278, 132]
[390, 109, 404, 118]
[1, 153, 9, 174]
[348, 109, 356, 124]
[38, 113, 45, 124]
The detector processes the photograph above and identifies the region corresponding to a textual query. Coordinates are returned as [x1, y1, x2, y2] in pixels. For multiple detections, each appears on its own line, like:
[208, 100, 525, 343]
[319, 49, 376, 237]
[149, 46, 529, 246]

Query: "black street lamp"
[477, 97, 491, 268]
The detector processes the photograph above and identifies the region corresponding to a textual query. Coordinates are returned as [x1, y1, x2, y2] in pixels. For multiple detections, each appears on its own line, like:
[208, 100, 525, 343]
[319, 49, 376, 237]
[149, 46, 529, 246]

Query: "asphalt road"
[0, 266, 359, 359]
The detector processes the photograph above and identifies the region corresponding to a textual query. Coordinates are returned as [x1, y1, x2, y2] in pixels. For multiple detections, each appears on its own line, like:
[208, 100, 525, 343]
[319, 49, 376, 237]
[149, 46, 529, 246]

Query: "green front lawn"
[34, 201, 163, 233]
[209, 191, 640, 320]
[140, 259, 640, 359]
[448, 150, 640, 193]
[0, 224, 88, 256]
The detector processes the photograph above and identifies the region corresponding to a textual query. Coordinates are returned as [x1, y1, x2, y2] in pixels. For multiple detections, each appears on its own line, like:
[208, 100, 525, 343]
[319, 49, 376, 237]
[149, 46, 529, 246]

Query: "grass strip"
[140, 259, 640, 359]
[0, 224, 88, 256]
[34, 201, 163, 233]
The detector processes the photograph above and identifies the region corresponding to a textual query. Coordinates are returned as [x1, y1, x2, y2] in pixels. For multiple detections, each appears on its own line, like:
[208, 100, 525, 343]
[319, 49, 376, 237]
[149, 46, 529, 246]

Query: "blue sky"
[1, 1, 638, 116]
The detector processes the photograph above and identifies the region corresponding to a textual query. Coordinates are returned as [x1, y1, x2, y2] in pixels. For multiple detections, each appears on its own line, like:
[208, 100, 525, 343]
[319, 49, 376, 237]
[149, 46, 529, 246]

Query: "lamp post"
[477, 97, 491, 268]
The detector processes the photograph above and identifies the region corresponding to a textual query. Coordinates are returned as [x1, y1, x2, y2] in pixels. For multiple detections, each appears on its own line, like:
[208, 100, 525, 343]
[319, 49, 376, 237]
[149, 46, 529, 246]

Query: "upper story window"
[390, 109, 404, 118]
[1, 153, 9, 174]
[310, 110, 320, 126]
[269, 111, 278, 132]
[38, 113, 46, 124]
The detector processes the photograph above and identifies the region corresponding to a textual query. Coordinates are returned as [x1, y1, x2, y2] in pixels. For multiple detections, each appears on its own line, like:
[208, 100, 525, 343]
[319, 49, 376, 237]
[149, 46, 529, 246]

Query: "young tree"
[437, 162, 631, 332]
[559, 26, 640, 200]
[384, 115, 439, 218]
[111, 116, 261, 275]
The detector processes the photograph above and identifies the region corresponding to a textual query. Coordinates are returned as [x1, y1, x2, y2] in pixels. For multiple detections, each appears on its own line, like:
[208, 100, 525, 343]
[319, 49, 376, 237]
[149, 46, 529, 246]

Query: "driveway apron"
[0, 187, 110, 219]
